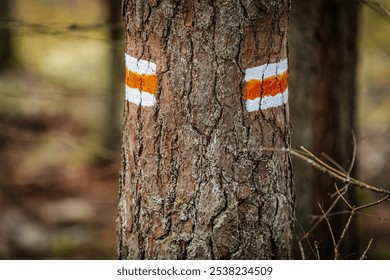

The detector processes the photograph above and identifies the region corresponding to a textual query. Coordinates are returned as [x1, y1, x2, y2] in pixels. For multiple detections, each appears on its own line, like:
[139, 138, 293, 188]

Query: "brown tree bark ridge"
[118, 0, 293, 259]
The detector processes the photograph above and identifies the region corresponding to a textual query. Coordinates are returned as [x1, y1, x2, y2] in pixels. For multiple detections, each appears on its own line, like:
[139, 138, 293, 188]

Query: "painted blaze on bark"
[118, 0, 293, 259]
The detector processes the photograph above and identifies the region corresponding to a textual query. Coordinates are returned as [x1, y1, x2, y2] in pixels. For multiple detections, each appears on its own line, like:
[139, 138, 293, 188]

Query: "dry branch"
[262, 145, 389, 259]
[260, 146, 390, 196]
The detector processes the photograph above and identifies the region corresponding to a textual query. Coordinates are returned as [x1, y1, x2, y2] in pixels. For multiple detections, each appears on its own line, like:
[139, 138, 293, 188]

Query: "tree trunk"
[102, 0, 123, 152]
[311, 0, 358, 259]
[118, 0, 294, 260]
[289, 0, 318, 245]
[0, 0, 15, 72]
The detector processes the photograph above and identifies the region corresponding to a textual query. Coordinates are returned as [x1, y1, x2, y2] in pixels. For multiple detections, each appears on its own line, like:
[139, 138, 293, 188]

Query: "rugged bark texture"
[118, 0, 293, 259]
[311, 0, 358, 259]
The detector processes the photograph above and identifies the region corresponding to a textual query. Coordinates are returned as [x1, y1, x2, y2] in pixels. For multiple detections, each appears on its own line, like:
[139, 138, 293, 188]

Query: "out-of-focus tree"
[289, 0, 318, 244]
[102, 0, 124, 153]
[290, 0, 359, 259]
[0, 0, 16, 72]
[311, 0, 358, 259]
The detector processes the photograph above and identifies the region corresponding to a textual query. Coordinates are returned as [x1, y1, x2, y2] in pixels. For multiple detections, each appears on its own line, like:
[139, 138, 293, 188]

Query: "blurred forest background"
[0, 0, 389, 259]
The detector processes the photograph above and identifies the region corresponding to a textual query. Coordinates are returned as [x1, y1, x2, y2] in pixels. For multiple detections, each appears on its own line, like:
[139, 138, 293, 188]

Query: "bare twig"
[314, 241, 321, 260]
[260, 146, 390, 196]
[266, 145, 389, 259]
[301, 192, 342, 241]
[330, 183, 348, 199]
[355, 195, 390, 211]
[347, 130, 357, 177]
[321, 152, 346, 173]
[335, 184, 353, 209]
[295, 218, 319, 259]
[360, 238, 374, 260]
[309, 207, 390, 221]
[300, 146, 347, 179]
[298, 240, 306, 260]
[334, 211, 355, 259]
[318, 203, 338, 259]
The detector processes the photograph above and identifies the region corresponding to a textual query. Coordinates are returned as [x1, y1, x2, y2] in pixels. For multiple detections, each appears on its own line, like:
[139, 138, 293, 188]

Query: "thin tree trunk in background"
[0, 0, 13, 215]
[118, 0, 294, 259]
[102, 0, 123, 152]
[289, 0, 318, 247]
[312, 0, 358, 259]
[0, 0, 15, 72]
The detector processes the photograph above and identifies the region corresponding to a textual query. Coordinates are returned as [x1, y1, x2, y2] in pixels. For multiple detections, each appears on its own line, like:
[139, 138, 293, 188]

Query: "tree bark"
[118, 0, 293, 260]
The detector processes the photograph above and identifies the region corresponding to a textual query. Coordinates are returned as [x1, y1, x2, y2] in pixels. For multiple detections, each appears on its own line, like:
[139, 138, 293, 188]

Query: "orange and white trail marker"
[244, 59, 288, 112]
[125, 54, 158, 107]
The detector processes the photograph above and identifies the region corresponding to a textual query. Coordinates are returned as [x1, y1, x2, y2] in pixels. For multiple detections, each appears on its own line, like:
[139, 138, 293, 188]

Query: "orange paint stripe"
[125, 69, 158, 94]
[245, 71, 288, 100]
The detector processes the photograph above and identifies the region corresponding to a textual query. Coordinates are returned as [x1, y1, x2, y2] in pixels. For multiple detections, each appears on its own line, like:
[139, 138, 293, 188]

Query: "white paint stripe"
[125, 86, 156, 107]
[246, 89, 289, 112]
[125, 53, 156, 75]
[245, 58, 288, 81]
